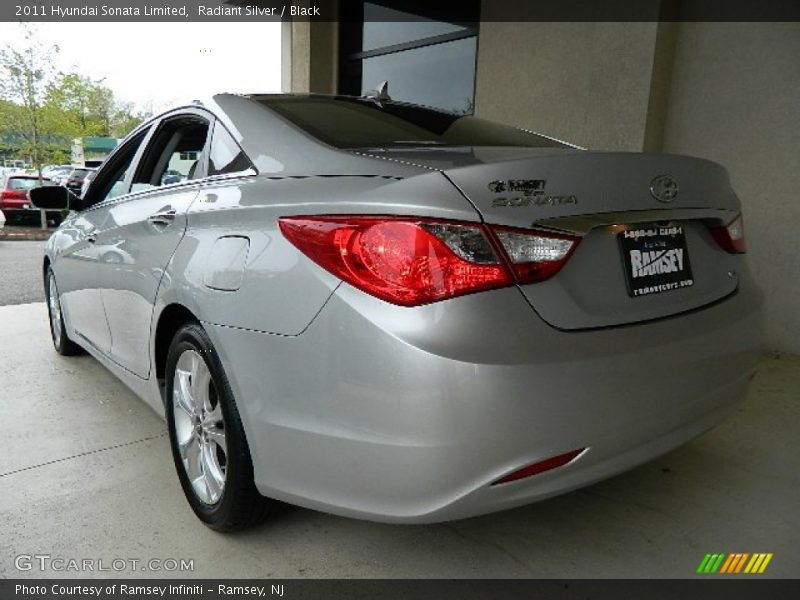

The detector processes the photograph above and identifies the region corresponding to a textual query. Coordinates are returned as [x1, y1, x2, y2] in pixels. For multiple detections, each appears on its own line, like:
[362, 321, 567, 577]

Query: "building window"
[179, 151, 198, 161]
[339, 1, 479, 115]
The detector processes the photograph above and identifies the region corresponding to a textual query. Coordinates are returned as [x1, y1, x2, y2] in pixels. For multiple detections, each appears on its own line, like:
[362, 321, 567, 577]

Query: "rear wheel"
[165, 323, 271, 531]
[45, 267, 82, 356]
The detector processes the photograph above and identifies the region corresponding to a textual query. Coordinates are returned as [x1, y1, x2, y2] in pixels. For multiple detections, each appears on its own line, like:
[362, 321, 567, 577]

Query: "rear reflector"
[492, 448, 585, 486]
[710, 213, 746, 254]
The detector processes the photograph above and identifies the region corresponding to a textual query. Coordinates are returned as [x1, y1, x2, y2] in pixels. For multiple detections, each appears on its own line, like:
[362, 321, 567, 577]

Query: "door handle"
[86, 234, 97, 244]
[148, 209, 177, 227]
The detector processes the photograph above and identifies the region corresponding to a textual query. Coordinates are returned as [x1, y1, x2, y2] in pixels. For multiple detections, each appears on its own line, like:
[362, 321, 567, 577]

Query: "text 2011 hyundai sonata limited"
[31, 93, 764, 531]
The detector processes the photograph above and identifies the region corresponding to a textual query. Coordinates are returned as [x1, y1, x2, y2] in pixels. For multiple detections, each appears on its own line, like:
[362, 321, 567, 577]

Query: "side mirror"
[28, 186, 81, 211]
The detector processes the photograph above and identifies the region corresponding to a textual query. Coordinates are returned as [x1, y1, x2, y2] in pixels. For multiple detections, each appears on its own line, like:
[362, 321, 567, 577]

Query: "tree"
[0, 24, 69, 174]
[46, 73, 147, 139]
[0, 25, 148, 174]
[110, 101, 148, 138]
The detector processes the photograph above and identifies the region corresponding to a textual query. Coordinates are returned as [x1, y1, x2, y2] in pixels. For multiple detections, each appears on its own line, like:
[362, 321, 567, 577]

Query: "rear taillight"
[492, 226, 581, 284]
[279, 217, 512, 306]
[710, 213, 746, 254]
[279, 216, 581, 306]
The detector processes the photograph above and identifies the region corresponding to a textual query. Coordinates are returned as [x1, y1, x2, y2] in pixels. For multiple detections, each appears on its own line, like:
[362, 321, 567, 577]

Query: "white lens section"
[422, 223, 499, 264]
[496, 231, 574, 263]
[727, 215, 744, 240]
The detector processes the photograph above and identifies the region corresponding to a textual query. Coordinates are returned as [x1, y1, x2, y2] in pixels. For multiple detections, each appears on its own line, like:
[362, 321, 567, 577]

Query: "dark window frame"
[338, 0, 480, 114]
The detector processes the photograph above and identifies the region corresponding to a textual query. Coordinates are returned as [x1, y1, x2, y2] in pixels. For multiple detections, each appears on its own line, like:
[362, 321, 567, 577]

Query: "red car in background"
[0, 174, 63, 224]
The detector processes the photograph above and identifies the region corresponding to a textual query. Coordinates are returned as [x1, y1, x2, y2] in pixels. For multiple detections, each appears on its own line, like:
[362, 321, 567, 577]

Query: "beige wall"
[662, 22, 800, 353]
[282, 19, 338, 94]
[474, 22, 661, 150]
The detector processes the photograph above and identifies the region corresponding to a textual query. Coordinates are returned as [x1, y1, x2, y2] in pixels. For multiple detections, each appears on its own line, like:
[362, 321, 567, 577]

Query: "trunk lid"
[360, 147, 742, 329]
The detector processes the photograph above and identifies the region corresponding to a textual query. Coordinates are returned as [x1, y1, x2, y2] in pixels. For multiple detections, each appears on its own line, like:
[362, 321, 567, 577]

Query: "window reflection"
[361, 37, 476, 114]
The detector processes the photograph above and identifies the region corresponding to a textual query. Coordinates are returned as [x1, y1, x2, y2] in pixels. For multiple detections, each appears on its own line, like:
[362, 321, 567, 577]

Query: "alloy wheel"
[172, 349, 228, 504]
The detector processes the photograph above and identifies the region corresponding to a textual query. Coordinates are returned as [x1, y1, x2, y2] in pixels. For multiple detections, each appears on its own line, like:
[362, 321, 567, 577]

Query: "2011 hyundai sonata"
[31, 93, 764, 531]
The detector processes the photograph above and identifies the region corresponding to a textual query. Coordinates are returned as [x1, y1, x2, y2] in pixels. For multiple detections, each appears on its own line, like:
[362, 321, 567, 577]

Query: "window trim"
[131, 112, 212, 188]
[78, 107, 260, 213]
[80, 127, 153, 210]
[348, 28, 478, 61]
[338, 6, 480, 115]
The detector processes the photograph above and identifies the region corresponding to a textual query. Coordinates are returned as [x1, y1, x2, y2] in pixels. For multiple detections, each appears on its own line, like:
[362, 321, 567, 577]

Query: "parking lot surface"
[0, 241, 46, 305]
[1, 298, 798, 579]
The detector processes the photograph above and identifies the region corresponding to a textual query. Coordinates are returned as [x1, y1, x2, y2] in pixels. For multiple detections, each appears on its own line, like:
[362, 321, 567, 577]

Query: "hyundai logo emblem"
[650, 175, 678, 203]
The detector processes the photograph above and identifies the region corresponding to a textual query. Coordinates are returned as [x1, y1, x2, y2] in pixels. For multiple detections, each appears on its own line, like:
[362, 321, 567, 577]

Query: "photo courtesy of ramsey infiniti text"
[30, 93, 764, 531]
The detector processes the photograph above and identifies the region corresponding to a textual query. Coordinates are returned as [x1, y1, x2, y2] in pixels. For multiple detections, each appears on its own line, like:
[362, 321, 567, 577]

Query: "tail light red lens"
[0, 189, 27, 201]
[279, 216, 581, 306]
[278, 217, 512, 306]
[710, 213, 746, 254]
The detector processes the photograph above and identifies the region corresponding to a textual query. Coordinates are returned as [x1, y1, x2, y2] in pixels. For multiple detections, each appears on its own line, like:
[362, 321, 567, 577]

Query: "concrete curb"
[0, 229, 54, 241]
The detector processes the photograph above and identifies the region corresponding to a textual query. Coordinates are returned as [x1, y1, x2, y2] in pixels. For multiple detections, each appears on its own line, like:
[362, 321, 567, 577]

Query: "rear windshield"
[7, 177, 40, 190]
[71, 169, 90, 178]
[256, 96, 568, 149]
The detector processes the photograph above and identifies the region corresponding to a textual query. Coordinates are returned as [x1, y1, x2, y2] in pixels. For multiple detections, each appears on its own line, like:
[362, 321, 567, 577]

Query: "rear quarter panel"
[157, 170, 482, 335]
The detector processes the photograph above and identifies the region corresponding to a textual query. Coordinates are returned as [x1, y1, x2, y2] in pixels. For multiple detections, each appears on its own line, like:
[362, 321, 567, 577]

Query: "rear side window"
[133, 115, 210, 188]
[7, 178, 38, 190]
[207, 121, 254, 176]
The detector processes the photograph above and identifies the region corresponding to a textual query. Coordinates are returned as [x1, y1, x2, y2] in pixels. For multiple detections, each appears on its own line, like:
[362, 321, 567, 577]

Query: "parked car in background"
[64, 168, 95, 195]
[0, 174, 62, 224]
[80, 168, 98, 197]
[161, 169, 183, 185]
[46, 165, 74, 183]
[31, 93, 763, 531]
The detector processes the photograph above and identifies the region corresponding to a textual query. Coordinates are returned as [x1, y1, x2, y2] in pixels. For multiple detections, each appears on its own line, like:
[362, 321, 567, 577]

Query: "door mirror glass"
[28, 186, 78, 210]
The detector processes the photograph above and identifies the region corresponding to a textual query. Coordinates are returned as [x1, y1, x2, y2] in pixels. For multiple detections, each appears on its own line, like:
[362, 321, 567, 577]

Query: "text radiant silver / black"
[31, 93, 764, 531]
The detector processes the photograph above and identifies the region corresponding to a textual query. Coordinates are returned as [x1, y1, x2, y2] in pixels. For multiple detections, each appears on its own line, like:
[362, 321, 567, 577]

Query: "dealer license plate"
[618, 225, 694, 297]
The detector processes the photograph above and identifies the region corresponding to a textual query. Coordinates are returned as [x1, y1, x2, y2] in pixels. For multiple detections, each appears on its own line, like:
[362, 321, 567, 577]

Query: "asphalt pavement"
[0, 240, 45, 305]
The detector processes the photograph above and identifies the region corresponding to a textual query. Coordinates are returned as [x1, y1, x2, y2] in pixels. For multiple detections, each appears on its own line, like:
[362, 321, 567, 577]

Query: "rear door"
[443, 150, 742, 329]
[97, 110, 211, 378]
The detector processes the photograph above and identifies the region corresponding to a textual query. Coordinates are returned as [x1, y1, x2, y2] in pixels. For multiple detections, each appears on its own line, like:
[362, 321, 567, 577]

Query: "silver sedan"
[31, 93, 764, 531]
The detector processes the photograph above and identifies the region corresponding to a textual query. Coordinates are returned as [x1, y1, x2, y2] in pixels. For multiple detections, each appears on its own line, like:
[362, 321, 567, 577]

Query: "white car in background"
[0, 208, 5, 229]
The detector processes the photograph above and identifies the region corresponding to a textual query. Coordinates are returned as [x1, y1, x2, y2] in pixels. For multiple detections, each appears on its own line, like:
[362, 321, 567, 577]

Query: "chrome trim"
[533, 208, 739, 235]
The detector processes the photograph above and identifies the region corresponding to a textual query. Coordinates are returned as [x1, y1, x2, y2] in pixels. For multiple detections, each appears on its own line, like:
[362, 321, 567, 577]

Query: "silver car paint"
[44, 93, 764, 522]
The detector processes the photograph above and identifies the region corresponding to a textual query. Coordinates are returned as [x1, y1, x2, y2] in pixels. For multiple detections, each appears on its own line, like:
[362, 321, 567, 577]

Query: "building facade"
[281, 2, 800, 353]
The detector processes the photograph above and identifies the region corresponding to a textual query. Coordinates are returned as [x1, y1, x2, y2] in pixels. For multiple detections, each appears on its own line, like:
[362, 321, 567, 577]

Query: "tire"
[45, 267, 82, 356]
[165, 322, 271, 531]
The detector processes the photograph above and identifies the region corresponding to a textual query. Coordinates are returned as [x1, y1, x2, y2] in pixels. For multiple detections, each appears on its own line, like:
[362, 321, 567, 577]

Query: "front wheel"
[165, 323, 271, 531]
[45, 267, 82, 356]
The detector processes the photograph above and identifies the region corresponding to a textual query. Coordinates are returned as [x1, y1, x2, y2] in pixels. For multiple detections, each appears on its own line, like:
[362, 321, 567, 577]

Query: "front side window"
[83, 129, 149, 207]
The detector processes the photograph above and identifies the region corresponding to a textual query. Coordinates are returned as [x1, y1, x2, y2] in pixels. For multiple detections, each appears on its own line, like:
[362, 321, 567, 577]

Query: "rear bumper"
[205, 277, 764, 523]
